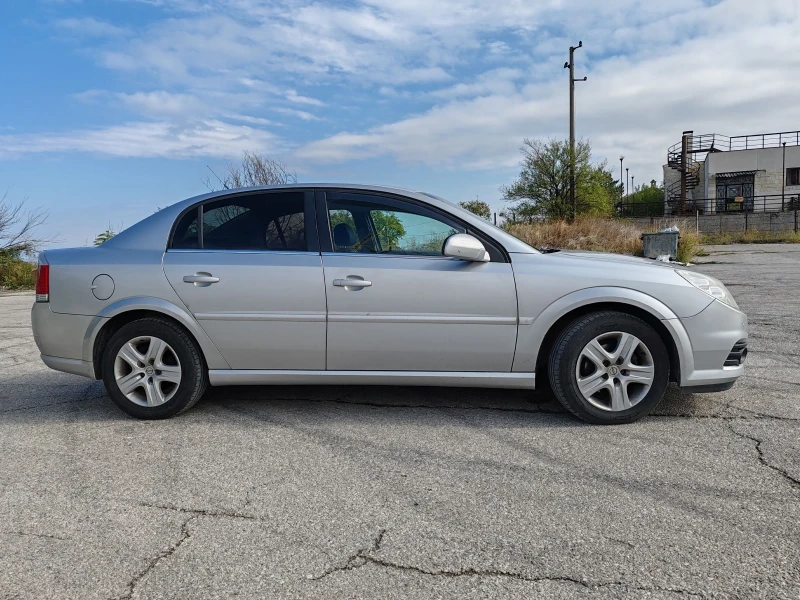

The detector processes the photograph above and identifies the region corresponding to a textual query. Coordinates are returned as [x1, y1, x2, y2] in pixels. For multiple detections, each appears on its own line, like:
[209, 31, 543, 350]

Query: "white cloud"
[54, 17, 128, 37]
[286, 90, 325, 107]
[297, 0, 800, 183]
[19, 0, 800, 185]
[273, 107, 321, 121]
[116, 91, 207, 117]
[0, 120, 282, 159]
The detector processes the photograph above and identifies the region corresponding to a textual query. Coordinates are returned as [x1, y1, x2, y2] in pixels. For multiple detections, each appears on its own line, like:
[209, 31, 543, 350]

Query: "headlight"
[676, 269, 740, 310]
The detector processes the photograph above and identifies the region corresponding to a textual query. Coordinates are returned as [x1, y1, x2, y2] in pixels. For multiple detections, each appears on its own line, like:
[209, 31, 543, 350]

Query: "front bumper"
[674, 299, 748, 390]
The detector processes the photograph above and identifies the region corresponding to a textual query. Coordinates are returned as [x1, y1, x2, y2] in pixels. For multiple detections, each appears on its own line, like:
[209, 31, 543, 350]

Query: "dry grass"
[701, 229, 800, 245]
[0, 257, 36, 290]
[506, 216, 702, 262]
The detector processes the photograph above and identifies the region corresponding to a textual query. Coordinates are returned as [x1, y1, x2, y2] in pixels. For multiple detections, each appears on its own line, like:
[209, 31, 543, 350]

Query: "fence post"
[745, 210, 748, 232]
[719, 214, 722, 235]
[695, 209, 699, 234]
[795, 210, 798, 234]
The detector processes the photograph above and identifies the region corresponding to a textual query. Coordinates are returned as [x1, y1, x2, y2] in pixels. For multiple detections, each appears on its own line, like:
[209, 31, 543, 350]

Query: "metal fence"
[624, 211, 799, 236]
[618, 194, 800, 218]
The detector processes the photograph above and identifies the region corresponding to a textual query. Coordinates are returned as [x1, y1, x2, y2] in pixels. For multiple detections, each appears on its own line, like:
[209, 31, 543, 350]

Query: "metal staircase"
[666, 140, 702, 213]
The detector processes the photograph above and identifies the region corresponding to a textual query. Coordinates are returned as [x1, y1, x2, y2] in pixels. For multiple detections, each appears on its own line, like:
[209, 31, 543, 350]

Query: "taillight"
[36, 264, 49, 302]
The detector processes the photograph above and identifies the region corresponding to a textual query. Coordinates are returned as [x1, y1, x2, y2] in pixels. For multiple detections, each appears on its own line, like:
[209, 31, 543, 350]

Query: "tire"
[548, 311, 669, 425]
[101, 317, 207, 419]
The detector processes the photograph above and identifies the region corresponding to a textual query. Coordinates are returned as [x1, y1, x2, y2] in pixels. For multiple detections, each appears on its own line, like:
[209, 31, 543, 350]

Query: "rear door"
[163, 190, 327, 370]
[318, 190, 518, 372]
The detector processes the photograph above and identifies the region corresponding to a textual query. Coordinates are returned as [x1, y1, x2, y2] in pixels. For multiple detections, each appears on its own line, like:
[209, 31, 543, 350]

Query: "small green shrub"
[0, 256, 37, 289]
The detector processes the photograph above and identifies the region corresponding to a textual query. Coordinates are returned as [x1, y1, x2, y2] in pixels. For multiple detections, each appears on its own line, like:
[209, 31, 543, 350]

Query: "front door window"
[326, 196, 465, 257]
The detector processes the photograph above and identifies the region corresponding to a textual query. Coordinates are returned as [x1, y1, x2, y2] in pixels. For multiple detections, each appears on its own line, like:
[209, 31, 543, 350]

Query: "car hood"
[548, 250, 674, 268]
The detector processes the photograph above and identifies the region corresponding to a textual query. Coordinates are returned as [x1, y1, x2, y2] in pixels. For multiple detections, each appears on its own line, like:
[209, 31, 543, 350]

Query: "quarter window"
[327, 196, 464, 256]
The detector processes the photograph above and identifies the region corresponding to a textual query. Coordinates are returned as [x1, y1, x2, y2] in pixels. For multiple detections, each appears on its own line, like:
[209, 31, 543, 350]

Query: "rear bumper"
[676, 299, 748, 390]
[32, 303, 99, 379]
[40, 354, 95, 379]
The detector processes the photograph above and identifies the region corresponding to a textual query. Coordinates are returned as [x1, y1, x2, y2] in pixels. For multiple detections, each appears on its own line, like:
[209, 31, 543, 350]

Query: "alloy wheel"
[113, 336, 182, 407]
[575, 331, 655, 412]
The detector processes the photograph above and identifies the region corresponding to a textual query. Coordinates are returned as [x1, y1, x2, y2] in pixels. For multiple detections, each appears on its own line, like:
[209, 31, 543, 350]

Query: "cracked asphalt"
[1, 243, 799, 599]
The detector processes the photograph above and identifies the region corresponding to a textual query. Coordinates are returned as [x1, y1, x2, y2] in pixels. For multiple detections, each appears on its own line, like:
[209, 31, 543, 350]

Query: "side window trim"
[168, 189, 319, 253]
[316, 190, 508, 262]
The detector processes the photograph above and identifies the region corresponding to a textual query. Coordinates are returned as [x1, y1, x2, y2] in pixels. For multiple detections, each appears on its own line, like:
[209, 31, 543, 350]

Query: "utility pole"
[631, 175, 635, 194]
[565, 41, 587, 221]
[626, 168, 629, 196]
[619, 156, 624, 199]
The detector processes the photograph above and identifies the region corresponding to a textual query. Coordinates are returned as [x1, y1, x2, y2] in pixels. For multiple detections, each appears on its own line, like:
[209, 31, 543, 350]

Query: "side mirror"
[443, 233, 490, 262]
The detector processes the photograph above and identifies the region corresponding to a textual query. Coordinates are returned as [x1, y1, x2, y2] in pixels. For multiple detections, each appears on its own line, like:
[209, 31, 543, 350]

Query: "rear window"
[171, 192, 307, 251]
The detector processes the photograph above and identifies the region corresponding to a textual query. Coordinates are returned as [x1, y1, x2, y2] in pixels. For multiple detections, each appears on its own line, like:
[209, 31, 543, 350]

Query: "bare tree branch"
[0, 190, 52, 256]
[203, 152, 297, 192]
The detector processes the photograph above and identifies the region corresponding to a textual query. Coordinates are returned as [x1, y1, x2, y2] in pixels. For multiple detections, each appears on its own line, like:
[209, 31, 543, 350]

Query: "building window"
[787, 168, 800, 187]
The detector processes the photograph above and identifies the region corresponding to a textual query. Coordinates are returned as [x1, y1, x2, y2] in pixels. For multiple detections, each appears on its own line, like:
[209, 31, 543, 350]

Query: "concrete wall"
[627, 211, 799, 235]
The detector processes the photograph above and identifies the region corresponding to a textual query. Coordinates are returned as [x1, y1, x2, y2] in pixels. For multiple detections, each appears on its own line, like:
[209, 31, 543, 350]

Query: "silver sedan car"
[31, 184, 747, 424]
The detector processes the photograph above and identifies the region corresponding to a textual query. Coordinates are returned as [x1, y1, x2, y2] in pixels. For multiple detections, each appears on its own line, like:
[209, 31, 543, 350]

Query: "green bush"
[0, 256, 37, 289]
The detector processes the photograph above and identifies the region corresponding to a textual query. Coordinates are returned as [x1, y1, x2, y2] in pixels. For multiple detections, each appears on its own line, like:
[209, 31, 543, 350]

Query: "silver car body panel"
[321, 253, 517, 371]
[163, 250, 327, 369]
[30, 183, 747, 393]
[209, 369, 535, 388]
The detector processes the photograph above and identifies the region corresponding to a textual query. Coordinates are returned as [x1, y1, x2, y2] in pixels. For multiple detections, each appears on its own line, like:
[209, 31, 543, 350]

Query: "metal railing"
[617, 194, 800, 217]
[667, 130, 800, 162]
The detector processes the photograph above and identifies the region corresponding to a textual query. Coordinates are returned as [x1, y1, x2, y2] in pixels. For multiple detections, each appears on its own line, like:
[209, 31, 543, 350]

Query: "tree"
[328, 210, 406, 251]
[93, 228, 117, 246]
[620, 180, 665, 216]
[0, 191, 49, 258]
[204, 151, 297, 190]
[501, 138, 622, 221]
[459, 198, 491, 220]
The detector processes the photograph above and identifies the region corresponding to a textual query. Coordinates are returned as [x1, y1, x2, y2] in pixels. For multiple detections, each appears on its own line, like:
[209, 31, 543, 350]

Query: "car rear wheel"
[102, 317, 207, 419]
[548, 311, 669, 424]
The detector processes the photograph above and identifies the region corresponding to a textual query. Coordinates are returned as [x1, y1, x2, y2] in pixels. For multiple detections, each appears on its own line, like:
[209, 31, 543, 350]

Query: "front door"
[319, 191, 518, 372]
[163, 190, 326, 370]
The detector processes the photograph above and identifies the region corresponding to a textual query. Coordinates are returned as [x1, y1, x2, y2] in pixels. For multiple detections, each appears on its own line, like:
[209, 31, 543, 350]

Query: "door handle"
[183, 273, 219, 285]
[333, 277, 372, 288]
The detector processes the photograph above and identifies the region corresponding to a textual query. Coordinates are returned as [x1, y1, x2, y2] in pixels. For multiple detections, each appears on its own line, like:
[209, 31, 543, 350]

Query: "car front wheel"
[548, 311, 670, 424]
[101, 317, 207, 419]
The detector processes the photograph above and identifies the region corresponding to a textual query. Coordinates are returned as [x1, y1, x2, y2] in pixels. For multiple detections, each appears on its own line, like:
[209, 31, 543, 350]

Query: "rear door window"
[172, 192, 307, 251]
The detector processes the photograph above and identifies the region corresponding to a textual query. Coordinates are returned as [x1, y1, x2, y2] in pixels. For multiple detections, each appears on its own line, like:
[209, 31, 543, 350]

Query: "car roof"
[101, 184, 537, 255]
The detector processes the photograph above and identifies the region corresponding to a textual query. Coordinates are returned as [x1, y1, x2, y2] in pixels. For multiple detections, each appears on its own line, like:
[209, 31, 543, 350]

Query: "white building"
[662, 130, 800, 213]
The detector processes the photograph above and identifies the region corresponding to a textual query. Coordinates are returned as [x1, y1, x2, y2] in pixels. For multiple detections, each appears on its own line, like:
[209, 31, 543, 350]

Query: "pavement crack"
[114, 515, 195, 600]
[602, 535, 636, 549]
[1, 530, 68, 541]
[729, 424, 800, 489]
[310, 530, 703, 597]
[138, 501, 257, 521]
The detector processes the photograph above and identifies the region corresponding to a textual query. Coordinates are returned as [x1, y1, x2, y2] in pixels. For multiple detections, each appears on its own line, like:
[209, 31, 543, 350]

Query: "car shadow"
[2, 373, 728, 426]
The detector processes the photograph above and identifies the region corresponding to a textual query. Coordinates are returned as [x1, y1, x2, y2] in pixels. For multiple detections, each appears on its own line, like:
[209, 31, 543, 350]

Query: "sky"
[1, 0, 799, 248]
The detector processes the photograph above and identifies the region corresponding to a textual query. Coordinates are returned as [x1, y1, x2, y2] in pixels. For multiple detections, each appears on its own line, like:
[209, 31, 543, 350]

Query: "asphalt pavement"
[1, 243, 798, 599]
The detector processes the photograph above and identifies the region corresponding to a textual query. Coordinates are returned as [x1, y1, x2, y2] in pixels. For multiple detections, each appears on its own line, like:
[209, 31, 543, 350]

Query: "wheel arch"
[514, 287, 692, 385]
[85, 297, 229, 379]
